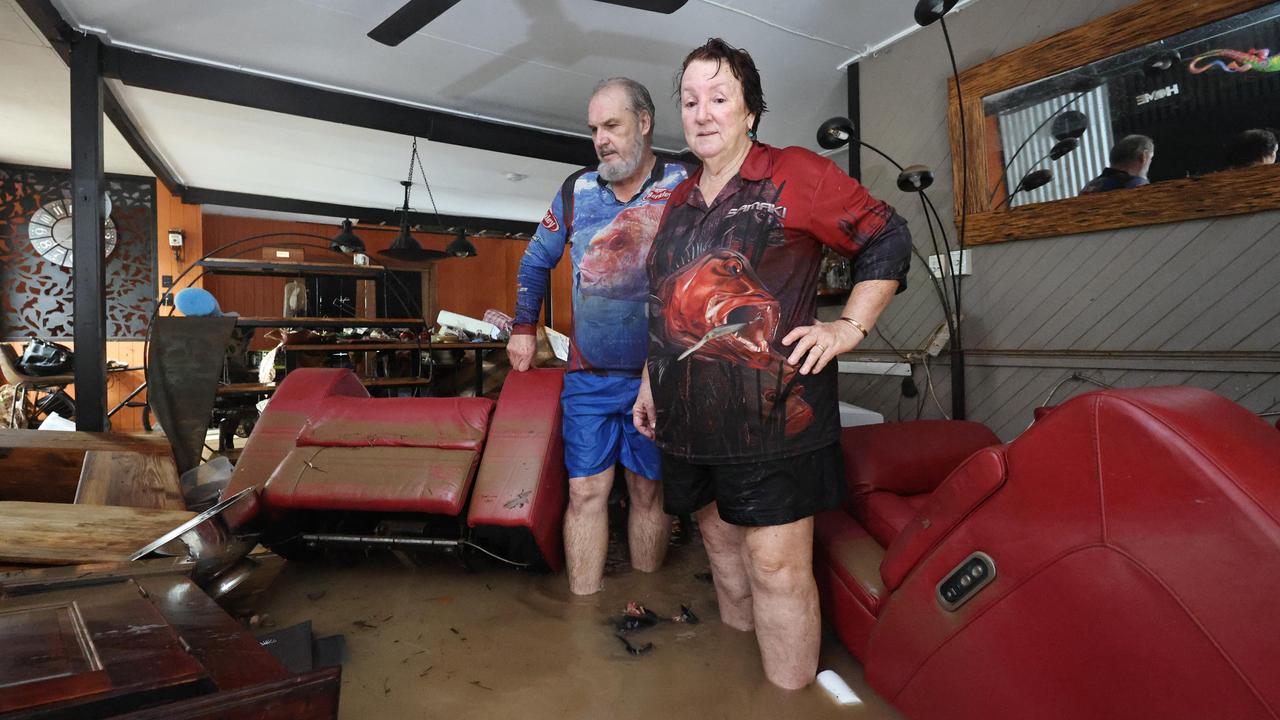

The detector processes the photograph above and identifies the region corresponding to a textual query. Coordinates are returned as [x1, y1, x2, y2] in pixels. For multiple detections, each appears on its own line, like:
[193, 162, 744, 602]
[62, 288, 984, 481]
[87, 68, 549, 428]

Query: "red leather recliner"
[815, 387, 1280, 720]
[222, 367, 568, 570]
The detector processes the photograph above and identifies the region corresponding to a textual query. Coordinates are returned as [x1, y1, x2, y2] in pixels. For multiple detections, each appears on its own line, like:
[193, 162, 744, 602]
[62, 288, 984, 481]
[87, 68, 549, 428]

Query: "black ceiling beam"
[183, 187, 536, 237]
[100, 46, 600, 168]
[16, 0, 185, 196]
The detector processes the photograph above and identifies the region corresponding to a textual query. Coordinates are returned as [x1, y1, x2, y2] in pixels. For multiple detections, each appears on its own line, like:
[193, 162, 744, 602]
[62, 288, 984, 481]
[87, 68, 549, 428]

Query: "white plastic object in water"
[838, 401, 885, 427]
[816, 669, 861, 705]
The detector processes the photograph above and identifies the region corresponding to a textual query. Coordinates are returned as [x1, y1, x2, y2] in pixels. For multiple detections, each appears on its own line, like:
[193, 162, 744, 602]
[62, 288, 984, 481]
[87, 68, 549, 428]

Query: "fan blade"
[593, 0, 688, 13]
[368, 0, 462, 46]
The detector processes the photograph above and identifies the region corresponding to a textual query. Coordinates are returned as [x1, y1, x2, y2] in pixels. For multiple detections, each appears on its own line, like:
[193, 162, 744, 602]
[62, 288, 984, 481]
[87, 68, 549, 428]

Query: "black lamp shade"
[377, 179, 447, 262]
[445, 230, 478, 258]
[1051, 111, 1089, 142]
[379, 227, 447, 262]
[817, 116, 854, 150]
[915, 0, 959, 27]
[1144, 50, 1181, 76]
[330, 219, 366, 254]
[1049, 137, 1080, 160]
[1018, 168, 1054, 192]
[896, 164, 935, 193]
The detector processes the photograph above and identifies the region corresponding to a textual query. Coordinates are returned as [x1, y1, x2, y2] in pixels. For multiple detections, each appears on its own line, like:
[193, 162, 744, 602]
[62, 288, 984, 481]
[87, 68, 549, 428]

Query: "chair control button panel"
[936, 552, 996, 612]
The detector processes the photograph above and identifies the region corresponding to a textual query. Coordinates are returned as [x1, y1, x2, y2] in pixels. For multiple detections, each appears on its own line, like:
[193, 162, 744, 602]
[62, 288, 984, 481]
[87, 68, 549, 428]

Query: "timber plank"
[75, 451, 185, 511]
[0, 428, 172, 454]
[0, 502, 194, 565]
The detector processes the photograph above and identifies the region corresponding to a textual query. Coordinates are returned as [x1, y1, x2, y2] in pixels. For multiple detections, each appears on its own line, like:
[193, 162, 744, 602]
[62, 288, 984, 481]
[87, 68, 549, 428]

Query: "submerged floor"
[254, 533, 903, 720]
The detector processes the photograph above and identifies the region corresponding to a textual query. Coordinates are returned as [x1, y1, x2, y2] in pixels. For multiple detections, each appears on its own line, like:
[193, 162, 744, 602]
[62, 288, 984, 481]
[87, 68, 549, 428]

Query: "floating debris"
[306, 590, 327, 602]
[616, 601, 660, 633]
[616, 634, 654, 656]
[672, 604, 700, 624]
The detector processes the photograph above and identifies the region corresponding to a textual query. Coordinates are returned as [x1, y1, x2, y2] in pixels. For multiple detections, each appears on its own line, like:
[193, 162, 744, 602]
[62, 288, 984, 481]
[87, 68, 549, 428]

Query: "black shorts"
[661, 444, 846, 527]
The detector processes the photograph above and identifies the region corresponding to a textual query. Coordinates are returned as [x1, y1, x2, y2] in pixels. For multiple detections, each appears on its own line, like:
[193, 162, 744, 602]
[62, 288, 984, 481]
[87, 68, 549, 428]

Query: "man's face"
[588, 87, 649, 183]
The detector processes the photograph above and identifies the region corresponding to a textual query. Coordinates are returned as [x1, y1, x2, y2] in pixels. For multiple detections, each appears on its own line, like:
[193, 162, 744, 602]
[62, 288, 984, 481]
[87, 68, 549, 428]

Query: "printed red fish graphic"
[656, 249, 813, 434]
[578, 203, 663, 301]
[657, 248, 780, 370]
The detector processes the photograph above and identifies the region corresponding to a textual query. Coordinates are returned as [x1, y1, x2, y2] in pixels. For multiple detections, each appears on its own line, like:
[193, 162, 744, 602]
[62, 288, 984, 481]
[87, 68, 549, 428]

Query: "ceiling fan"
[369, 0, 689, 46]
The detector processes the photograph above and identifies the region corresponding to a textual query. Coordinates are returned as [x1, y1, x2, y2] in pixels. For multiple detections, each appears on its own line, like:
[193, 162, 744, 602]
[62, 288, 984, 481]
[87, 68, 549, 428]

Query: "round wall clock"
[26, 198, 117, 268]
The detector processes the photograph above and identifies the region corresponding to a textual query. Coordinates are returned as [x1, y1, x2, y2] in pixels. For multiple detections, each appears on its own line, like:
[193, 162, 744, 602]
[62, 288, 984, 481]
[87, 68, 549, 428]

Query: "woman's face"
[680, 58, 756, 164]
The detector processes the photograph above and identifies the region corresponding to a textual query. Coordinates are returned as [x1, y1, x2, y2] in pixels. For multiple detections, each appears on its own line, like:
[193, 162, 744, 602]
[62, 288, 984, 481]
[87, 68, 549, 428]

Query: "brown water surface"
[256, 538, 903, 720]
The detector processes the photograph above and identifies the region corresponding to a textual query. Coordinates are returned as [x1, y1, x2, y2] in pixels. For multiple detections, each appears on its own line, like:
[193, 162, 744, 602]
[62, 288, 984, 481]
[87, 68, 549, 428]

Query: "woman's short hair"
[676, 38, 767, 135]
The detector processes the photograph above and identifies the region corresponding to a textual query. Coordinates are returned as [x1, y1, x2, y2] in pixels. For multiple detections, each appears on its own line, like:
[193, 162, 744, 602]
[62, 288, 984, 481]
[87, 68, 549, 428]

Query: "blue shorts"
[561, 372, 661, 481]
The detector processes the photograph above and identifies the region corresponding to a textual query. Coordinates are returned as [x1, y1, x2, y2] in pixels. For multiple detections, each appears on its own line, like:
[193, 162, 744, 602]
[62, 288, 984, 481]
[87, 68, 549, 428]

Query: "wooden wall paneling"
[1233, 373, 1280, 411]
[1045, 220, 1211, 349]
[197, 215, 567, 330]
[968, 238, 1099, 348]
[1016, 223, 1183, 349]
[1216, 283, 1280, 352]
[1083, 212, 1277, 350]
[992, 234, 1134, 350]
[1147, 228, 1280, 350]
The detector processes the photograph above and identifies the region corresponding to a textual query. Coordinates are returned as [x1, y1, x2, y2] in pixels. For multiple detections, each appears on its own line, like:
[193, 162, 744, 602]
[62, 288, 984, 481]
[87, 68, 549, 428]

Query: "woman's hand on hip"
[781, 320, 865, 375]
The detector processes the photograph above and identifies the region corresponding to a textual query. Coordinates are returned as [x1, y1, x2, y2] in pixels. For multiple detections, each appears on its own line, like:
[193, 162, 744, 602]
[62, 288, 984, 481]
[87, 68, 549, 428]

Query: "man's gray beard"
[598, 135, 646, 182]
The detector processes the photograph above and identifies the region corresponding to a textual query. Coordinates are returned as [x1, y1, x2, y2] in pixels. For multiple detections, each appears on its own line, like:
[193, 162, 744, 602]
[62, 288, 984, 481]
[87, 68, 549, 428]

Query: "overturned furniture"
[221, 367, 568, 570]
[0, 558, 338, 719]
[814, 387, 1280, 720]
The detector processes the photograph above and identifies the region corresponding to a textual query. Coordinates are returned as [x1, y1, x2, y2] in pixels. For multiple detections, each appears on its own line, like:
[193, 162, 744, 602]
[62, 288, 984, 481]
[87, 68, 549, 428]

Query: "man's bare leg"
[624, 470, 671, 572]
[695, 503, 754, 630]
[564, 467, 616, 595]
[743, 517, 819, 689]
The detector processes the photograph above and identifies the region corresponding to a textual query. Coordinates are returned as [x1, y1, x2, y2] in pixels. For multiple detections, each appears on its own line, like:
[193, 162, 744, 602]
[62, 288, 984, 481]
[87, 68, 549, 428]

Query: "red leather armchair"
[223, 367, 568, 570]
[815, 387, 1280, 720]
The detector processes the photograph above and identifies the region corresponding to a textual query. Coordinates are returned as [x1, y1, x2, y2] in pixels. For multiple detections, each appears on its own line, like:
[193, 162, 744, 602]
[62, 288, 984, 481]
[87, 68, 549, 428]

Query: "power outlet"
[927, 249, 972, 279]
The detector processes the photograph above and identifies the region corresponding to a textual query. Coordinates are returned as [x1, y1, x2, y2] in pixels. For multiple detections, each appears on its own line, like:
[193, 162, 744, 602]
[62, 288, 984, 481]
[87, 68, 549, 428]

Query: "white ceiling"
[2, 0, 966, 224]
[0, 0, 148, 174]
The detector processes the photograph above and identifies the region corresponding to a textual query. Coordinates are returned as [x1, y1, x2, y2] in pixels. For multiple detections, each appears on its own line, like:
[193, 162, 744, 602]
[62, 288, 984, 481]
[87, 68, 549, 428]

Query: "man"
[1080, 134, 1154, 194]
[508, 78, 688, 595]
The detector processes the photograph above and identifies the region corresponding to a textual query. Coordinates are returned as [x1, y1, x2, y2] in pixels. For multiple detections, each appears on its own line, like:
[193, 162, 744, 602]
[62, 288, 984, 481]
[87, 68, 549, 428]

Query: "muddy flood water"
[255, 530, 904, 720]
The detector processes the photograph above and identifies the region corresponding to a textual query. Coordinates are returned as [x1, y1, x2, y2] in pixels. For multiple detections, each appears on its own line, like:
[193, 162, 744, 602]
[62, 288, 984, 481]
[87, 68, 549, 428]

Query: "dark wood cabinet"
[0, 567, 339, 719]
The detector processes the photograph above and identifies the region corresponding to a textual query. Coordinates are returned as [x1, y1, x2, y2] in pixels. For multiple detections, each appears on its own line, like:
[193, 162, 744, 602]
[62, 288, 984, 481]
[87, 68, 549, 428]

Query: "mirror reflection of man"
[1080, 134, 1154, 194]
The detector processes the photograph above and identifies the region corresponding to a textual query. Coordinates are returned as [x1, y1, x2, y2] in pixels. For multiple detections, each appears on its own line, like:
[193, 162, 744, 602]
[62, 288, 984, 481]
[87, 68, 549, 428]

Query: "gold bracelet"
[839, 316, 869, 338]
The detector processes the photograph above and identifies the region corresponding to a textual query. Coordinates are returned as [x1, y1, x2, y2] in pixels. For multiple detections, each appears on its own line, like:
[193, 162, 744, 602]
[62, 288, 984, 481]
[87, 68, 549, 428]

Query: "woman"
[633, 38, 911, 689]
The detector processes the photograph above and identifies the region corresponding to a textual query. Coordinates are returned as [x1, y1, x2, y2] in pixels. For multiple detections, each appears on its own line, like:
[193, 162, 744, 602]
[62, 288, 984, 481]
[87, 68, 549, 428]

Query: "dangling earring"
[747, 129, 756, 140]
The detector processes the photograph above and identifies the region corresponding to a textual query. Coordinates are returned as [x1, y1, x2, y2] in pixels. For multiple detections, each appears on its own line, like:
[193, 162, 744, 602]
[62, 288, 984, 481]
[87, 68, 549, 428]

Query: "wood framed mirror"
[949, 0, 1280, 246]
